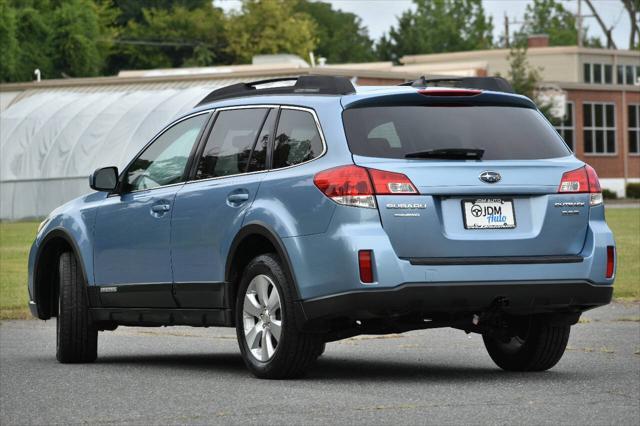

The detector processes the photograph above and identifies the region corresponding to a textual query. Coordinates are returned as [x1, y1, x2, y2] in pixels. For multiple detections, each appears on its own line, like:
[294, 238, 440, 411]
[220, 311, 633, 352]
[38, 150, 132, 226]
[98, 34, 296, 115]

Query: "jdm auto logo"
[471, 204, 483, 217]
[479, 171, 501, 184]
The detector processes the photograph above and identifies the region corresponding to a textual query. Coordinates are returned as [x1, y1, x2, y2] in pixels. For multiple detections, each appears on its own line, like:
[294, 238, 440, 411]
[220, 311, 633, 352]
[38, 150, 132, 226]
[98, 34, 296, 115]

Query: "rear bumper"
[298, 280, 612, 323]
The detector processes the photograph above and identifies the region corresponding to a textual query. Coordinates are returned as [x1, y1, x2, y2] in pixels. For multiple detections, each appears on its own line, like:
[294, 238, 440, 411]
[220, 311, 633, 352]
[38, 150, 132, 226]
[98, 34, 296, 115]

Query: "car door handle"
[151, 204, 171, 213]
[227, 193, 249, 203]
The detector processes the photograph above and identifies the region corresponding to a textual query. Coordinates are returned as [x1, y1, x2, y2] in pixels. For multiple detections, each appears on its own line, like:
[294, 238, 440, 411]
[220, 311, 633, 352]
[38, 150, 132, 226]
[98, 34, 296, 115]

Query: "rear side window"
[195, 108, 268, 179]
[272, 109, 323, 169]
[343, 106, 571, 160]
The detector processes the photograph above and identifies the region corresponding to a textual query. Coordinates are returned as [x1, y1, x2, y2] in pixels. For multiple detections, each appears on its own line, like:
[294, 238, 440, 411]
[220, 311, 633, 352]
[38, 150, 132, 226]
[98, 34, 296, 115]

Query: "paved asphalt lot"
[1, 303, 638, 425]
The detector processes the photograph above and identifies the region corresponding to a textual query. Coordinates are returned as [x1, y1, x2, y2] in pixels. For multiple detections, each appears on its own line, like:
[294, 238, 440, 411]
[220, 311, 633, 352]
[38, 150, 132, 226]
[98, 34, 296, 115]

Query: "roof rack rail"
[401, 76, 514, 94]
[196, 75, 356, 106]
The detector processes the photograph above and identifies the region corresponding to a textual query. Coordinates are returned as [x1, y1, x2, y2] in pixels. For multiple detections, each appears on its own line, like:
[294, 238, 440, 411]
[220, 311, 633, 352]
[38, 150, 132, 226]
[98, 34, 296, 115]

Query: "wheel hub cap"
[242, 274, 282, 362]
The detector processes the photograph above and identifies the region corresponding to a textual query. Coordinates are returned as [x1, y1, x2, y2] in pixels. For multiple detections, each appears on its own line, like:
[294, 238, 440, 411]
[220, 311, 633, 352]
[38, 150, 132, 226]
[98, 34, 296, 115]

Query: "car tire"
[56, 252, 98, 363]
[483, 320, 570, 372]
[235, 253, 322, 379]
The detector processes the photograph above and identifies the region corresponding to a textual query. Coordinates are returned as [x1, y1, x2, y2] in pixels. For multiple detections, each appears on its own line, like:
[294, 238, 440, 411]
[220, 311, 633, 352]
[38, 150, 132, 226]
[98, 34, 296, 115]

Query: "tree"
[50, 0, 110, 77]
[112, 5, 229, 71]
[621, 0, 639, 49]
[0, 0, 19, 81]
[13, 6, 54, 81]
[225, 0, 317, 64]
[111, 0, 210, 26]
[516, 0, 601, 47]
[380, 0, 493, 62]
[294, 1, 375, 63]
[504, 46, 558, 124]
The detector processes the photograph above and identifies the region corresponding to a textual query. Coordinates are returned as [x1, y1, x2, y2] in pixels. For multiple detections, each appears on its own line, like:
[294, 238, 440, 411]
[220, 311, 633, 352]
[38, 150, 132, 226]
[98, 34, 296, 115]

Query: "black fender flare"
[33, 228, 91, 319]
[225, 222, 302, 302]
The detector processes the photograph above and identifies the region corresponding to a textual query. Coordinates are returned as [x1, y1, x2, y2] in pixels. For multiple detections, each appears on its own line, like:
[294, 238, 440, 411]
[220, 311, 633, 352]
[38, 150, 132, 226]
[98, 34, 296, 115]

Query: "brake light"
[358, 250, 374, 283]
[313, 165, 418, 208]
[606, 246, 615, 278]
[313, 165, 375, 208]
[418, 89, 482, 96]
[558, 165, 603, 206]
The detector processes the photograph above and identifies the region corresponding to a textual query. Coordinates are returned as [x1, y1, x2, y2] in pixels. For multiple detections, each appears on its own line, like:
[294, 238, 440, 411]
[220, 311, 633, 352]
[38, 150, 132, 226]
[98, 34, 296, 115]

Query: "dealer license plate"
[462, 198, 516, 229]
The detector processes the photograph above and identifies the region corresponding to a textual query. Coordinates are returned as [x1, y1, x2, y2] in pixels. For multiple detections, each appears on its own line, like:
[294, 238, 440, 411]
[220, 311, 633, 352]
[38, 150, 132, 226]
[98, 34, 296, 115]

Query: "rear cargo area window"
[343, 106, 571, 160]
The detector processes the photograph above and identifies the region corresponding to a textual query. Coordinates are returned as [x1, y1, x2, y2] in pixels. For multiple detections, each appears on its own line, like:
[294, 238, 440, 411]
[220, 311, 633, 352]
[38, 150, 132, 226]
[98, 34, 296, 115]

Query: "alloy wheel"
[242, 274, 282, 362]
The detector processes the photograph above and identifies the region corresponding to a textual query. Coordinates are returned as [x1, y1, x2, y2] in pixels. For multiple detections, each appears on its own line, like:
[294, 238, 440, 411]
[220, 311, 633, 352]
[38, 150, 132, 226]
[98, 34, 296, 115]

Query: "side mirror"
[90, 167, 119, 192]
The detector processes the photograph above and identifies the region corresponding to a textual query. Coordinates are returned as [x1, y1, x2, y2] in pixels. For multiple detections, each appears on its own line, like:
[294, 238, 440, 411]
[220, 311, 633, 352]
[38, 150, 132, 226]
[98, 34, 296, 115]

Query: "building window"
[617, 64, 639, 85]
[630, 104, 640, 154]
[584, 63, 615, 84]
[584, 63, 591, 83]
[555, 102, 574, 151]
[593, 64, 602, 84]
[583, 103, 616, 154]
[626, 65, 635, 85]
[617, 65, 624, 84]
[604, 64, 612, 84]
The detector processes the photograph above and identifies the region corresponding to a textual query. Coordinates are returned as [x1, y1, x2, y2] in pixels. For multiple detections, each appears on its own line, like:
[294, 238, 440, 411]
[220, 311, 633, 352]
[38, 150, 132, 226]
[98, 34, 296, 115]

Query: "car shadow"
[308, 356, 574, 383]
[93, 352, 574, 383]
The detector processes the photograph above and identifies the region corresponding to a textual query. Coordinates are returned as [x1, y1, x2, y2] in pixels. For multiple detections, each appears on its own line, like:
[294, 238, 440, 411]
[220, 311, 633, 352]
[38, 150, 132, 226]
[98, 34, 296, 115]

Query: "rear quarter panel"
[243, 98, 353, 238]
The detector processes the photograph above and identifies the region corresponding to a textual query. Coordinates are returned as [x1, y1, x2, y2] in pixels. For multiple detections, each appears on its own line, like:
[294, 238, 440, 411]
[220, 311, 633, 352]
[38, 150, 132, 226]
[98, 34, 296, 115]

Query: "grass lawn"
[1, 221, 38, 319]
[607, 208, 640, 300]
[1, 208, 638, 319]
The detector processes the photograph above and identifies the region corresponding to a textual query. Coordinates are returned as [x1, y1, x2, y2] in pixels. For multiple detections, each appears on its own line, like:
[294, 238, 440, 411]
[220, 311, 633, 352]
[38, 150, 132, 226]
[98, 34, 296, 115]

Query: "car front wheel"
[235, 253, 322, 379]
[56, 252, 98, 363]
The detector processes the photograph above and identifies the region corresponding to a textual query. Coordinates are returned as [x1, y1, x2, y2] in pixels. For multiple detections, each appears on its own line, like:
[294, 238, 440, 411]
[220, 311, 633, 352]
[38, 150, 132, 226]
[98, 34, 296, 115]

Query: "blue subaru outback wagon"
[28, 76, 615, 379]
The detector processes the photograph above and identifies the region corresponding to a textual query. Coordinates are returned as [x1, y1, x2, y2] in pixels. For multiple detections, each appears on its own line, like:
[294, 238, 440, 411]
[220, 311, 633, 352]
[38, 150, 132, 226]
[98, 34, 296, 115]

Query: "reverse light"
[368, 168, 418, 195]
[606, 246, 615, 279]
[358, 250, 374, 283]
[313, 165, 418, 209]
[558, 165, 603, 206]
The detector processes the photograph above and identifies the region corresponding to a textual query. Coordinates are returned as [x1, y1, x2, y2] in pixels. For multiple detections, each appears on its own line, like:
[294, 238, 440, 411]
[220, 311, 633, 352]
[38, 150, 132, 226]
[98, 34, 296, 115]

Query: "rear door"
[170, 107, 275, 308]
[343, 104, 590, 259]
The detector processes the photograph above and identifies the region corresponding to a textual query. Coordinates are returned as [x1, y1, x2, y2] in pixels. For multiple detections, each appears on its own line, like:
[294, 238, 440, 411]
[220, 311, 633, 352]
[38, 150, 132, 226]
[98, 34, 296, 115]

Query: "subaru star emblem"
[479, 171, 501, 184]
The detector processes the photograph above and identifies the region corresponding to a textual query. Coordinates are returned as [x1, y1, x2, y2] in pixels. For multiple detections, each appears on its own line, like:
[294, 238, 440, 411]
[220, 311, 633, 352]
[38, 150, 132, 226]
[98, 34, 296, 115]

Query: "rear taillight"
[606, 246, 615, 279]
[558, 165, 603, 206]
[358, 250, 374, 283]
[313, 165, 418, 208]
[368, 168, 418, 195]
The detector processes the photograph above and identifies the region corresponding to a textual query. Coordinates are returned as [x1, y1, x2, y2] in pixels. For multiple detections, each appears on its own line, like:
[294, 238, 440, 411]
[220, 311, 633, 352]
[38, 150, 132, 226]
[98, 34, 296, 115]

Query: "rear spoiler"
[400, 76, 515, 94]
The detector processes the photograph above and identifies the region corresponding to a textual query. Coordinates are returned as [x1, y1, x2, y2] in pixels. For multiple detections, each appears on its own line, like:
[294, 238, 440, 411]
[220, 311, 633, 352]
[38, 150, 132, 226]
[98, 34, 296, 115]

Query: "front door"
[94, 112, 210, 307]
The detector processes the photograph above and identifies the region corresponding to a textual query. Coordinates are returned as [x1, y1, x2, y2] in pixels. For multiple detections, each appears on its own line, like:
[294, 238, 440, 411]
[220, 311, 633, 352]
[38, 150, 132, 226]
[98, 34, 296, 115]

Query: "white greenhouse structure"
[0, 62, 414, 220]
[0, 71, 301, 220]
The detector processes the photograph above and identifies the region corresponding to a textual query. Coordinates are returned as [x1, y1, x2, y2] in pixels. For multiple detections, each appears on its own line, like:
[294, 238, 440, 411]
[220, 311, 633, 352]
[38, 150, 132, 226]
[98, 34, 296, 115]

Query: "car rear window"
[343, 106, 571, 160]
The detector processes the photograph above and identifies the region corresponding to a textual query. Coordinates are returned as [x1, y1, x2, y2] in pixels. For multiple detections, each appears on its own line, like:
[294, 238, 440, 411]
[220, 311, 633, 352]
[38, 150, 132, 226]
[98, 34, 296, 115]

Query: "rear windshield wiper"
[405, 148, 484, 160]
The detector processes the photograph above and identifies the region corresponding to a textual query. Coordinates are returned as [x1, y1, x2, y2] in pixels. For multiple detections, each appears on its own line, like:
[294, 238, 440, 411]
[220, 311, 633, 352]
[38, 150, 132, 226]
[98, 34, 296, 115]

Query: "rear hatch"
[343, 96, 591, 259]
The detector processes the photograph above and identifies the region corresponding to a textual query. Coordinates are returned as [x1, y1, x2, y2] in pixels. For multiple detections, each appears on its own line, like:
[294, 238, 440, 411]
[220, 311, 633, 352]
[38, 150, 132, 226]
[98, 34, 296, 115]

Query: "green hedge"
[627, 183, 640, 199]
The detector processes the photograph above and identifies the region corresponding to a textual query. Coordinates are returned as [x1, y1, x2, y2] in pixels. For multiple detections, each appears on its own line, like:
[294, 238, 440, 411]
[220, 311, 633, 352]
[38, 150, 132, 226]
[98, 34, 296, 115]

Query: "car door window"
[272, 109, 323, 169]
[248, 109, 276, 173]
[125, 114, 208, 191]
[194, 108, 268, 180]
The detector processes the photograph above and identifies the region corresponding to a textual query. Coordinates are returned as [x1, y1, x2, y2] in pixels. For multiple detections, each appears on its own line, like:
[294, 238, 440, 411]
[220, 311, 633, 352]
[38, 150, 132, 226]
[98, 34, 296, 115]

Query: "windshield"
[343, 106, 571, 160]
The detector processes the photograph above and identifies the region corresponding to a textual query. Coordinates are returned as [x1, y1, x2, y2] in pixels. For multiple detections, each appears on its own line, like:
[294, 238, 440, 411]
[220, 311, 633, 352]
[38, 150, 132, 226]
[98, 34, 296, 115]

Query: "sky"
[215, 0, 634, 50]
